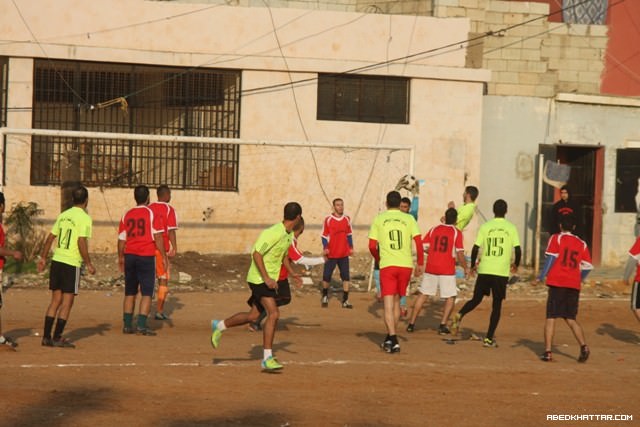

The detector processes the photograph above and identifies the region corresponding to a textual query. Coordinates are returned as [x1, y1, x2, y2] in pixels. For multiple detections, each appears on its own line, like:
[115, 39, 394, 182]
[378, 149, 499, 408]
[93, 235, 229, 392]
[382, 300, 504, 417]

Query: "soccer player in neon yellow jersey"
[210, 202, 302, 371]
[451, 199, 521, 348]
[368, 191, 424, 353]
[448, 186, 479, 231]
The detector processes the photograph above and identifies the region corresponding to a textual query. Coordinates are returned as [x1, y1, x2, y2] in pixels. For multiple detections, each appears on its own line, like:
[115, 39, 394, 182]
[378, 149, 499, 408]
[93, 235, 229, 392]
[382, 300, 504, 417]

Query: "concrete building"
[0, 0, 488, 253]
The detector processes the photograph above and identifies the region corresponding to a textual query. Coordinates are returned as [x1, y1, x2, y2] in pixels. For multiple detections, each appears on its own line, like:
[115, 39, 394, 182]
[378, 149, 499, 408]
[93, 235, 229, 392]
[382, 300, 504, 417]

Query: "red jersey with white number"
[118, 206, 163, 256]
[278, 238, 303, 280]
[0, 225, 6, 269]
[545, 232, 593, 290]
[148, 201, 178, 252]
[322, 214, 353, 259]
[423, 224, 464, 275]
[628, 237, 640, 282]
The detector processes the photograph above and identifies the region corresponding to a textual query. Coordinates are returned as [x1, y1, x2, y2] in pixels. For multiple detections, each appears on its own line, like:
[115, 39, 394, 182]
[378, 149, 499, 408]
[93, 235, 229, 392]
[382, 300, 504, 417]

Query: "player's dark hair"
[493, 199, 507, 217]
[444, 207, 458, 225]
[72, 186, 89, 205]
[387, 191, 401, 208]
[560, 185, 570, 195]
[0, 192, 5, 206]
[465, 186, 479, 201]
[284, 202, 302, 220]
[559, 214, 575, 232]
[134, 185, 150, 205]
[332, 198, 343, 206]
[157, 184, 170, 198]
[400, 197, 411, 206]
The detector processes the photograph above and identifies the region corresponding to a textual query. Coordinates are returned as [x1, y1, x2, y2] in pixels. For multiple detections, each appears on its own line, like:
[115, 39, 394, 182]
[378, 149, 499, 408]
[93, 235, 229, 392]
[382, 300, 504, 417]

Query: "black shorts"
[323, 257, 350, 282]
[49, 260, 80, 295]
[474, 274, 508, 301]
[546, 285, 580, 319]
[632, 282, 640, 310]
[124, 254, 156, 297]
[247, 279, 291, 312]
[246, 282, 279, 312]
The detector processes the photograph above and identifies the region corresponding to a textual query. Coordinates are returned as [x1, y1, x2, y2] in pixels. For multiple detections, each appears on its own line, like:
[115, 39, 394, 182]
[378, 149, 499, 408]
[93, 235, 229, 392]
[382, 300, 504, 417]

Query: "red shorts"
[379, 266, 413, 297]
[155, 250, 170, 280]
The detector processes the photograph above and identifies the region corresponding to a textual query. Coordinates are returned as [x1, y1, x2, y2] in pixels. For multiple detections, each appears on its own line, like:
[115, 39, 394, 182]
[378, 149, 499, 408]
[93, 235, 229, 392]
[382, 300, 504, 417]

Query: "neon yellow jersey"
[474, 217, 520, 277]
[51, 206, 93, 267]
[247, 222, 293, 284]
[456, 202, 476, 230]
[368, 209, 421, 269]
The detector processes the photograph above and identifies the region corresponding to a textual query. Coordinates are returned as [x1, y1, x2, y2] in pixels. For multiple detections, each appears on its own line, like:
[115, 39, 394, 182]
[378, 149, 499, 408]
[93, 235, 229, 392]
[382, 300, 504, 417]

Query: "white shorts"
[418, 273, 457, 298]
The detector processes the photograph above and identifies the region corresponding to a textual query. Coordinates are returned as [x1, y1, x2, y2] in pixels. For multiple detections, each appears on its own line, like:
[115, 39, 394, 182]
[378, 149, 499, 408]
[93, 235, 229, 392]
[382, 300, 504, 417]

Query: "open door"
[538, 145, 603, 265]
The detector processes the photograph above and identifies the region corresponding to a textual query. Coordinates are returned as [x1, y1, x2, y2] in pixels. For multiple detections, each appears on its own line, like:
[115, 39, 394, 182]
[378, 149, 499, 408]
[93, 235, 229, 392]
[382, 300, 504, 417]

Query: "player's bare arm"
[253, 250, 277, 289]
[37, 233, 56, 273]
[77, 237, 96, 275]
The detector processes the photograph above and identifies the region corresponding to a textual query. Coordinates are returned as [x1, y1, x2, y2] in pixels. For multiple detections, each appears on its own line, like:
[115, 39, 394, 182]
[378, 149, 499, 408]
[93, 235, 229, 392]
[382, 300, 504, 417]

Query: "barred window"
[317, 74, 409, 124]
[0, 57, 7, 127]
[615, 148, 640, 212]
[32, 59, 241, 191]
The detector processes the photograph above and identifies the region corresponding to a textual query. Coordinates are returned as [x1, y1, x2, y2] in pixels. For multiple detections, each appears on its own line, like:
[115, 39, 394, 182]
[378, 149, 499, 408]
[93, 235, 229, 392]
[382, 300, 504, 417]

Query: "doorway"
[538, 144, 604, 265]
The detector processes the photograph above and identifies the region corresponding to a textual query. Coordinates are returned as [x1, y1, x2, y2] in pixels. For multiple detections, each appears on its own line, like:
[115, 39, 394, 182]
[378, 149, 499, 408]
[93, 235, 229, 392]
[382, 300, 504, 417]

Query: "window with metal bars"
[0, 57, 7, 127]
[615, 148, 640, 213]
[31, 59, 241, 191]
[317, 73, 410, 124]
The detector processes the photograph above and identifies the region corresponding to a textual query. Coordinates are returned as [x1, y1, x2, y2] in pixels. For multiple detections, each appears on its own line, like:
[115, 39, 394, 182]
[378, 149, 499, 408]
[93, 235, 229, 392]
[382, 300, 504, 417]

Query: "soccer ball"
[395, 174, 419, 196]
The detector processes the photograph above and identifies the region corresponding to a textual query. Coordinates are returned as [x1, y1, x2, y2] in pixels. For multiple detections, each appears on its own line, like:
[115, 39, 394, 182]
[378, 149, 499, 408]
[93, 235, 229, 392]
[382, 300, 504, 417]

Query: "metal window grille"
[615, 148, 640, 213]
[317, 74, 409, 124]
[31, 59, 241, 191]
[0, 57, 7, 127]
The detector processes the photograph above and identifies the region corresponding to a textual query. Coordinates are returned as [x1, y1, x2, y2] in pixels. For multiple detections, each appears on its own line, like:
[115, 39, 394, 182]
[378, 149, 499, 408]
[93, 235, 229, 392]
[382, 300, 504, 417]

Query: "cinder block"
[520, 49, 541, 61]
[589, 25, 609, 37]
[503, 13, 524, 24]
[501, 48, 521, 60]
[485, 11, 504, 24]
[494, 71, 519, 83]
[569, 36, 591, 48]
[558, 69, 579, 82]
[487, 0, 509, 12]
[518, 72, 541, 85]
[567, 24, 589, 36]
[459, 0, 478, 8]
[486, 58, 508, 71]
[578, 71, 603, 83]
[589, 37, 609, 49]
[534, 85, 556, 97]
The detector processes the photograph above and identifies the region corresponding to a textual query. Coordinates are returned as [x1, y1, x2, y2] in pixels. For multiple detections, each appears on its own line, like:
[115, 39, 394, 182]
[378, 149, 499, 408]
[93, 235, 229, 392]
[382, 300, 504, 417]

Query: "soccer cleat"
[247, 322, 262, 332]
[390, 343, 401, 353]
[540, 351, 553, 362]
[406, 323, 415, 333]
[1, 336, 17, 349]
[154, 312, 170, 320]
[41, 337, 53, 347]
[341, 300, 353, 309]
[136, 328, 157, 336]
[122, 327, 135, 334]
[483, 337, 498, 348]
[210, 320, 222, 349]
[261, 356, 283, 371]
[578, 345, 590, 363]
[381, 339, 393, 352]
[438, 325, 451, 335]
[451, 313, 462, 335]
[52, 337, 76, 348]
[321, 295, 329, 307]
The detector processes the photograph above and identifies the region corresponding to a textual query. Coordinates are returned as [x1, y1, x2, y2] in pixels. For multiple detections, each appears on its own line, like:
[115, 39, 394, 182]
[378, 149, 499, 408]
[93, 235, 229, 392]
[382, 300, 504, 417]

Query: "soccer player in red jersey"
[625, 236, 640, 322]
[406, 208, 467, 334]
[536, 215, 593, 362]
[321, 198, 354, 308]
[0, 192, 22, 349]
[118, 185, 166, 336]
[148, 185, 178, 320]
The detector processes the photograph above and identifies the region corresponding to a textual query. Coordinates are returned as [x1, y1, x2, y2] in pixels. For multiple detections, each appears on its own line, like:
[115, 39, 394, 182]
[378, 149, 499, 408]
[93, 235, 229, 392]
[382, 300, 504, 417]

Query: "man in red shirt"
[625, 236, 640, 323]
[536, 215, 593, 363]
[321, 198, 354, 308]
[406, 208, 467, 334]
[0, 192, 22, 349]
[148, 185, 178, 320]
[118, 185, 166, 336]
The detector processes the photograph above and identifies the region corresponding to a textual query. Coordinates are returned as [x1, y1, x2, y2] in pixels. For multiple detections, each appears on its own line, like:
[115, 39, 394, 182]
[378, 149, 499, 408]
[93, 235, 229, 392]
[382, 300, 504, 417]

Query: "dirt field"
[0, 265, 638, 427]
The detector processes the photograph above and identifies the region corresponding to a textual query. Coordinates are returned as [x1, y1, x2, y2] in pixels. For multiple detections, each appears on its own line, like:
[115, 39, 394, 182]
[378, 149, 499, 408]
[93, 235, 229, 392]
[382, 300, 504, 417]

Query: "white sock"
[0, 336, 5, 344]
[263, 349, 273, 360]
[217, 320, 227, 331]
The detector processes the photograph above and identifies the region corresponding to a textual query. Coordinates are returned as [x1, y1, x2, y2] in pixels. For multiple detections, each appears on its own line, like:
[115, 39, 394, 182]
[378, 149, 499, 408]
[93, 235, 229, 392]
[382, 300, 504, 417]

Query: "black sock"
[390, 334, 398, 345]
[53, 318, 67, 340]
[385, 334, 391, 342]
[342, 291, 349, 302]
[322, 288, 328, 297]
[43, 316, 55, 339]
